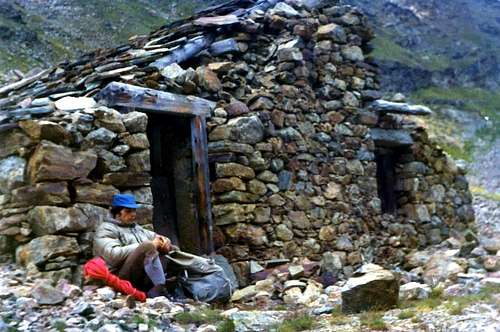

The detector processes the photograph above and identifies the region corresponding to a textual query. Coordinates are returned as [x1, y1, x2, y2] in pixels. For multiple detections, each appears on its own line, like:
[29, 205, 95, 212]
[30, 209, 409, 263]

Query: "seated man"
[93, 193, 172, 297]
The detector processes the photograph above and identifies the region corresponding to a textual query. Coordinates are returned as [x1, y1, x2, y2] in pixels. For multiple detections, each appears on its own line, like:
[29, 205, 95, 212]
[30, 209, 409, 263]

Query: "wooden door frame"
[96, 82, 215, 254]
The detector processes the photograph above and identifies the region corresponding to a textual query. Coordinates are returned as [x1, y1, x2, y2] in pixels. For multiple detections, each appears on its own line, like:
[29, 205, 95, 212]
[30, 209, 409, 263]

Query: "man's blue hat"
[111, 194, 139, 209]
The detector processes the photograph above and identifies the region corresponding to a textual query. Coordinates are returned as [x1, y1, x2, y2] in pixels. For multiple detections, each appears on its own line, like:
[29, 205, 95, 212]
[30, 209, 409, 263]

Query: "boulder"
[283, 286, 302, 304]
[422, 250, 467, 286]
[257, 171, 279, 183]
[28, 140, 97, 182]
[341, 264, 399, 313]
[0, 156, 26, 194]
[335, 235, 354, 251]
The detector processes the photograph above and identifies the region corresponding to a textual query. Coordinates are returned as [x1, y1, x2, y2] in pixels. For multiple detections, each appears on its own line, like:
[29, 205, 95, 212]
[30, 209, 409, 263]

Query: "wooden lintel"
[371, 128, 414, 148]
[95, 82, 215, 117]
[370, 100, 432, 116]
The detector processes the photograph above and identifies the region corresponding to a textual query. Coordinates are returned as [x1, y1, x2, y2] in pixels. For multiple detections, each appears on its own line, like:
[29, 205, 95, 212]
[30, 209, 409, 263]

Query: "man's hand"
[153, 235, 172, 254]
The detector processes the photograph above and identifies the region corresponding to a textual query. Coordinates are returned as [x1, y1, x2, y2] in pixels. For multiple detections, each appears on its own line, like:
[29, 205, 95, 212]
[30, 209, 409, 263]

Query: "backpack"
[165, 251, 236, 303]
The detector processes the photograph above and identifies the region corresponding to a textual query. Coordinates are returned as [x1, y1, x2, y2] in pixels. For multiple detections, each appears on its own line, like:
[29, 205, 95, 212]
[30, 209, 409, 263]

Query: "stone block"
[103, 172, 151, 187]
[123, 111, 148, 133]
[16, 235, 79, 267]
[28, 140, 97, 183]
[75, 183, 119, 205]
[226, 116, 265, 144]
[126, 150, 150, 172]
[212, 177, 246, 193]
[28, 206, 94, 235]
[213, 203, 256, 225]
[216, 163, 255, 180]
[11, 182, 70, 206]
[0, 129, 32, 158]
[19, 120, 70, 143]
[316, 23, 347, 43]
[122, 133, 150, 150]
[0, 156, 26, 194]
[341, 264, 399, 313]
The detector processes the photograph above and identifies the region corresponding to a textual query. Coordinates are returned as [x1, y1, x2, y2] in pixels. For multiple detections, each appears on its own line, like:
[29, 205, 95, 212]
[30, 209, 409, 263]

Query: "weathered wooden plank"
[370, 100, 432, 116]
[8, 106, 54, 119]
[150, 34, 215, 70]
[191, 115, 214, 254]
[209, 38, 241, 56]
[95, 82, 215, 116]
[0, 69, 49, 97]
[144, 36, 188, 50]
[370, 128, 414, 148]
[193, 15, 240, 27]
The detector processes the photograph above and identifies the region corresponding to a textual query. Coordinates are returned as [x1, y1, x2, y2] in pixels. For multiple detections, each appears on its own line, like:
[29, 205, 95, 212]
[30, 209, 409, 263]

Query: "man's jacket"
[93, 218, 156, 271]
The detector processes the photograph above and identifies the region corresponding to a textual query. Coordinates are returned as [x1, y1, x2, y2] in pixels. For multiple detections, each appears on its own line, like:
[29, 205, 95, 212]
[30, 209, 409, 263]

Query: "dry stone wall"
[0, 107, 153, 282]
[0, 1, 475, 284]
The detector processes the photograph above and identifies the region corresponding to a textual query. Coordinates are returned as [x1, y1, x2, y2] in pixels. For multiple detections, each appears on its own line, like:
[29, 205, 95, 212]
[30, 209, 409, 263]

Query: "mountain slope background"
[0, 0, 224, 75]
[1, 0, 498, 197]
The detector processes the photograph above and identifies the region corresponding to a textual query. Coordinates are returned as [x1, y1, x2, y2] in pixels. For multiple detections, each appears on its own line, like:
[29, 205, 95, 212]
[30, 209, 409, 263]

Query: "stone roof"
[0, 0, 328, 125]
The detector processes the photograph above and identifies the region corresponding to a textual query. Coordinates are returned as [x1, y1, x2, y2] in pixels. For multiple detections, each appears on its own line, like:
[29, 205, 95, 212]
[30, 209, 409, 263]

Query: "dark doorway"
[147, 113, 203, 254]
[375, 149, 397, 214]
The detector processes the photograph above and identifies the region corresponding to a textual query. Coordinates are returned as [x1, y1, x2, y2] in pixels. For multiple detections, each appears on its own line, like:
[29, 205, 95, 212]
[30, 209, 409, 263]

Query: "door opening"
[375, 149, 397, 214]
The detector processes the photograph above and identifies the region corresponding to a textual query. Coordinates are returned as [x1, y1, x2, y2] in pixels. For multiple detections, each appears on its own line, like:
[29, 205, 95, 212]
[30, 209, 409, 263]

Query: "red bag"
[83, 257, 146, 302]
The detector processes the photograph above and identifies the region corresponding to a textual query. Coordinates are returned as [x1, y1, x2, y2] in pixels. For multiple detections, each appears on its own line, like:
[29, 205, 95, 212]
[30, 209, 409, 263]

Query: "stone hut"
[0, 0, 475, 285]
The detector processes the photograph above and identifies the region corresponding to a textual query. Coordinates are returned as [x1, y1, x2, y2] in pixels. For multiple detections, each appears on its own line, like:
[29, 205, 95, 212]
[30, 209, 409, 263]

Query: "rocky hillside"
[0, 0, 224, 76]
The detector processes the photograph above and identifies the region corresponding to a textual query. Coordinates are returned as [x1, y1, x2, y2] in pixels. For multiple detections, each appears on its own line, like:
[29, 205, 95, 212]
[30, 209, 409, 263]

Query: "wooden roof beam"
[95, 82, 215, 117]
